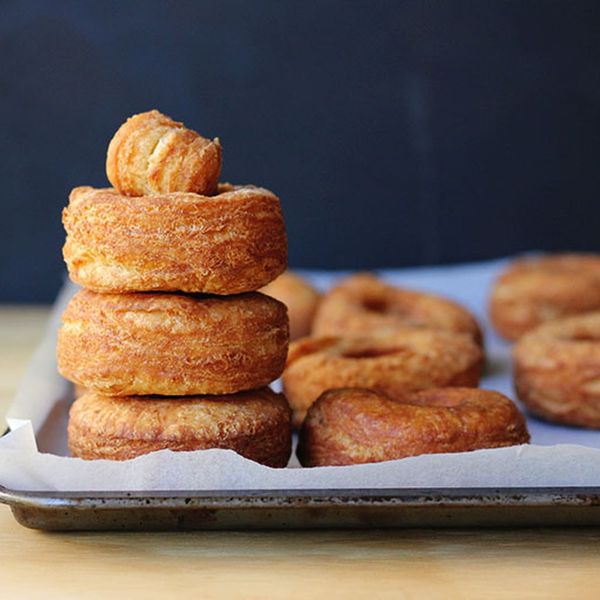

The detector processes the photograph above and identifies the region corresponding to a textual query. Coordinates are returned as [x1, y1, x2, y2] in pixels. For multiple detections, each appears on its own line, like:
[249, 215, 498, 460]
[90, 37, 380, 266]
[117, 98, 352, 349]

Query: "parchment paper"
[1, 259, 599, 492]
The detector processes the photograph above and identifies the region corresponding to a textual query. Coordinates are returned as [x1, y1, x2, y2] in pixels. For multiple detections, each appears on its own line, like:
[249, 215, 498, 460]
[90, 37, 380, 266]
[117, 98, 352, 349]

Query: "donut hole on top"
[339, 347, 406, 360]
[566, 331, 600, 342]
[361, 297, 390, 314]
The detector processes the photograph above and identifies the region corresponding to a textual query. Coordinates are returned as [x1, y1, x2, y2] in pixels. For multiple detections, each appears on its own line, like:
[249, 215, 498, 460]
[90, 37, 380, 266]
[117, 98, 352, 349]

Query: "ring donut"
[58, 289, 289, 396]
[69, 388, 292, 466]
[297, 387, 529, 466]
[261, 271, 320, 340]
[282, 330, 482, 426]
[106, 110, 222, 197]
[63, 184, 287, 294]
[490, 254, 600, 341]
[514, 311, 600, 428]
[313, 273, 482, 344]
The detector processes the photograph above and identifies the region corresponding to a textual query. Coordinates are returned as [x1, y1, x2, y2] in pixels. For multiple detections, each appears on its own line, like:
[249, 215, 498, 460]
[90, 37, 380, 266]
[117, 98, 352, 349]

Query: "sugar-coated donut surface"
[490, 254, 600, 341]
[297, 387, 529, 466]
[282, 330, 483, 427]
[313, 273, 482, 344]
[106, 110, 222, 196]
[62, 184, 287, 294]
[261, 271, 321, 340]
[58, 289, 289, 396]
[69, 388, 292, 466]
[514, 311, 600, 428]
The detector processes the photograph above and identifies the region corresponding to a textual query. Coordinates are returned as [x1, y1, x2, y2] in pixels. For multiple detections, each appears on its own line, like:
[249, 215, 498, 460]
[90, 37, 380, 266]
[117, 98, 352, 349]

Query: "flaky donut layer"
[514, 311, 600, 427]
[297, 387, 529, 466]
[261, 271, 321, 340]
[106, 110, 222, 196]
[490, 254, 600, 341]
[58, 289, 289, 396]
[282, 330, 482, 426]
[313, 273, 482, 344]
[63, 184, 287, 294]
[69, 389, 292, 466]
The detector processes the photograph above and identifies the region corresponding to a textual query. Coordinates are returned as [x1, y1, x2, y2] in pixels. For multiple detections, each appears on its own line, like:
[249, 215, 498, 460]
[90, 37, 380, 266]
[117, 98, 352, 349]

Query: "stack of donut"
[284, 273, 529, 465]
[490, 253, 600, 429]
[57, 110, 292, 467]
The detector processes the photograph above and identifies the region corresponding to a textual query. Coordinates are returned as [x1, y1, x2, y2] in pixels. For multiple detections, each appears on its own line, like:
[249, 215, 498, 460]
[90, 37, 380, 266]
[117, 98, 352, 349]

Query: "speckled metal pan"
[1, 486, 599, 530]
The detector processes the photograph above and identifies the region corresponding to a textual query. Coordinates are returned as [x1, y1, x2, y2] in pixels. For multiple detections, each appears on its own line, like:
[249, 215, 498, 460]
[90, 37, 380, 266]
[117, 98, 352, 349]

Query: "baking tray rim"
[2, 485, 600, 510]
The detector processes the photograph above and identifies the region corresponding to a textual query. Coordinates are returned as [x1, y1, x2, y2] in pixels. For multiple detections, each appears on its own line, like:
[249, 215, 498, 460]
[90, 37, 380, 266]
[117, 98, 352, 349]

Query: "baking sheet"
[2, 258, 600, 492]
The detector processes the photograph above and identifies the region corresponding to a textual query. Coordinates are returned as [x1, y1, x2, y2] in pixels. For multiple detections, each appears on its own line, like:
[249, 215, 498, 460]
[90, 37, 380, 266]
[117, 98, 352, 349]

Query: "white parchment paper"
[2, 259, 599, 492]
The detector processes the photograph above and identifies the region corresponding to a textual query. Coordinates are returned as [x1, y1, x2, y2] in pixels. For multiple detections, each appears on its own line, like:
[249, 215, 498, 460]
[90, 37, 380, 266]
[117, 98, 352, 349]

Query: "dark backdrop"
[1, 0, 599, 302]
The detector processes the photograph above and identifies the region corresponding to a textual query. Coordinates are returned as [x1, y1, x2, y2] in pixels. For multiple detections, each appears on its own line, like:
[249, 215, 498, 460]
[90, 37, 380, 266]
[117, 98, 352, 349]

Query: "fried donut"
[261, 271, 321, 340]
[313, 273, 482, 344]
[62, 184, 287, 294]
[514, 311, 600, 427]
[57, 289, 289, 396]
[490, 254, 600, 341]
[106, 110, 222, 196]
[69, 388, 292, 466]
[297, 387, 529, 466]
[283, 330, 482, 426]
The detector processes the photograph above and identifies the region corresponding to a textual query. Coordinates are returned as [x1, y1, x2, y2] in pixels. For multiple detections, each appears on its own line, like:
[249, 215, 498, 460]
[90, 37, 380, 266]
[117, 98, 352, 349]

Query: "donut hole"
[565, 331, 599, 342]
[362, 297, 390, 314]
[340, 347, 405, 359]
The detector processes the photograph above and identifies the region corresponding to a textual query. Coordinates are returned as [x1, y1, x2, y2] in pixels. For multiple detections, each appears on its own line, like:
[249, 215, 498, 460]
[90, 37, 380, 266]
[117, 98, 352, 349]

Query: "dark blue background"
[2, 0, 599, 302]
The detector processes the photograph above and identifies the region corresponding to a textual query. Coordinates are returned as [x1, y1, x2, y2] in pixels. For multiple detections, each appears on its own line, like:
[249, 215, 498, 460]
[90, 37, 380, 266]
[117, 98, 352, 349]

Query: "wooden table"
[1, 306, 600, 599]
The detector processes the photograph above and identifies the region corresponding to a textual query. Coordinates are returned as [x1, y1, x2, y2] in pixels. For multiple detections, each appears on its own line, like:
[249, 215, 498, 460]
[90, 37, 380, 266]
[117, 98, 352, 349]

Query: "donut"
[106, 110, 222, 196]
[282, 330, 482, 426]
[62, 184, 287, 294]
[312, 273, 482, 344]
[490, 254, 600, 341]
[297, 387, 529, 466]
[513, 311, 600, 427]
[261, 271, 320, 340]
[57, 289, 289, 396]
[68, 388, 292, 466]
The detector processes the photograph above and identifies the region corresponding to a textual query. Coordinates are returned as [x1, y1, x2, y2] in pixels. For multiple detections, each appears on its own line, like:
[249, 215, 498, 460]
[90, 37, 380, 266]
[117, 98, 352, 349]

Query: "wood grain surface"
[1, 306, 600, 600]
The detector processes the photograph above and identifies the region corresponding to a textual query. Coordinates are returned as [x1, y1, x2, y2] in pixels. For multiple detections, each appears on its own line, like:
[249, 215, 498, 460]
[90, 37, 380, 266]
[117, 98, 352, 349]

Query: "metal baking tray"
[1, 486, 599, 530]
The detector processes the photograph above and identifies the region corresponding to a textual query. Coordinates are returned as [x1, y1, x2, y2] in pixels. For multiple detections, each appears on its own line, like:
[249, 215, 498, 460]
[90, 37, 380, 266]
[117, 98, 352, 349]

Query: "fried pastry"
[106, 110, 222, 196]
[58, 289, 289, 396]
[514, 311, 600, 427]
[282, 330, 482, 426]
[297, 387, 529, 466]
[490, 254, 600, 340]
[62, 184, 287, 294]
[261, 271, 320, 340]
[313, 273, 482, 344]
[69, 388, 292, 466]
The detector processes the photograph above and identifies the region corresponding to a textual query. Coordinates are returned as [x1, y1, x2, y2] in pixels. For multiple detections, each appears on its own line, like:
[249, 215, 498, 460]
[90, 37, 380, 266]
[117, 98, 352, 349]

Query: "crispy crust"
[282, 331, 482, 427]
[62, 184, 287, 294]
[513, 311, 600, 427]
[57, 289, 289, 396]
[490, 254, 600, 341]
[106, 110, 222, 196]
[68, 388, 292, 466]
[261, 271, 321, 340]
[312, 273, 482, 344]
[297, 387, 529, 466]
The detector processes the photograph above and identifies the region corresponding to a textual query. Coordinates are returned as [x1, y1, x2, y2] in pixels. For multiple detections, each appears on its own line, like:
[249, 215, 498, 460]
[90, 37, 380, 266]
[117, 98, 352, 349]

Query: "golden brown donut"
[297, 387, 529, 466]
[513, 311, 600, 427]
[62, 184, 287, 294]
[69, 388, 292, 466]
[490, 254, 600, 341]
[261, 271, 321, 340]
[282, 330, 482, 426]
[106, 110, 222, 196]
[313, 273, 482, 344]
[57, 289, 289, 396]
